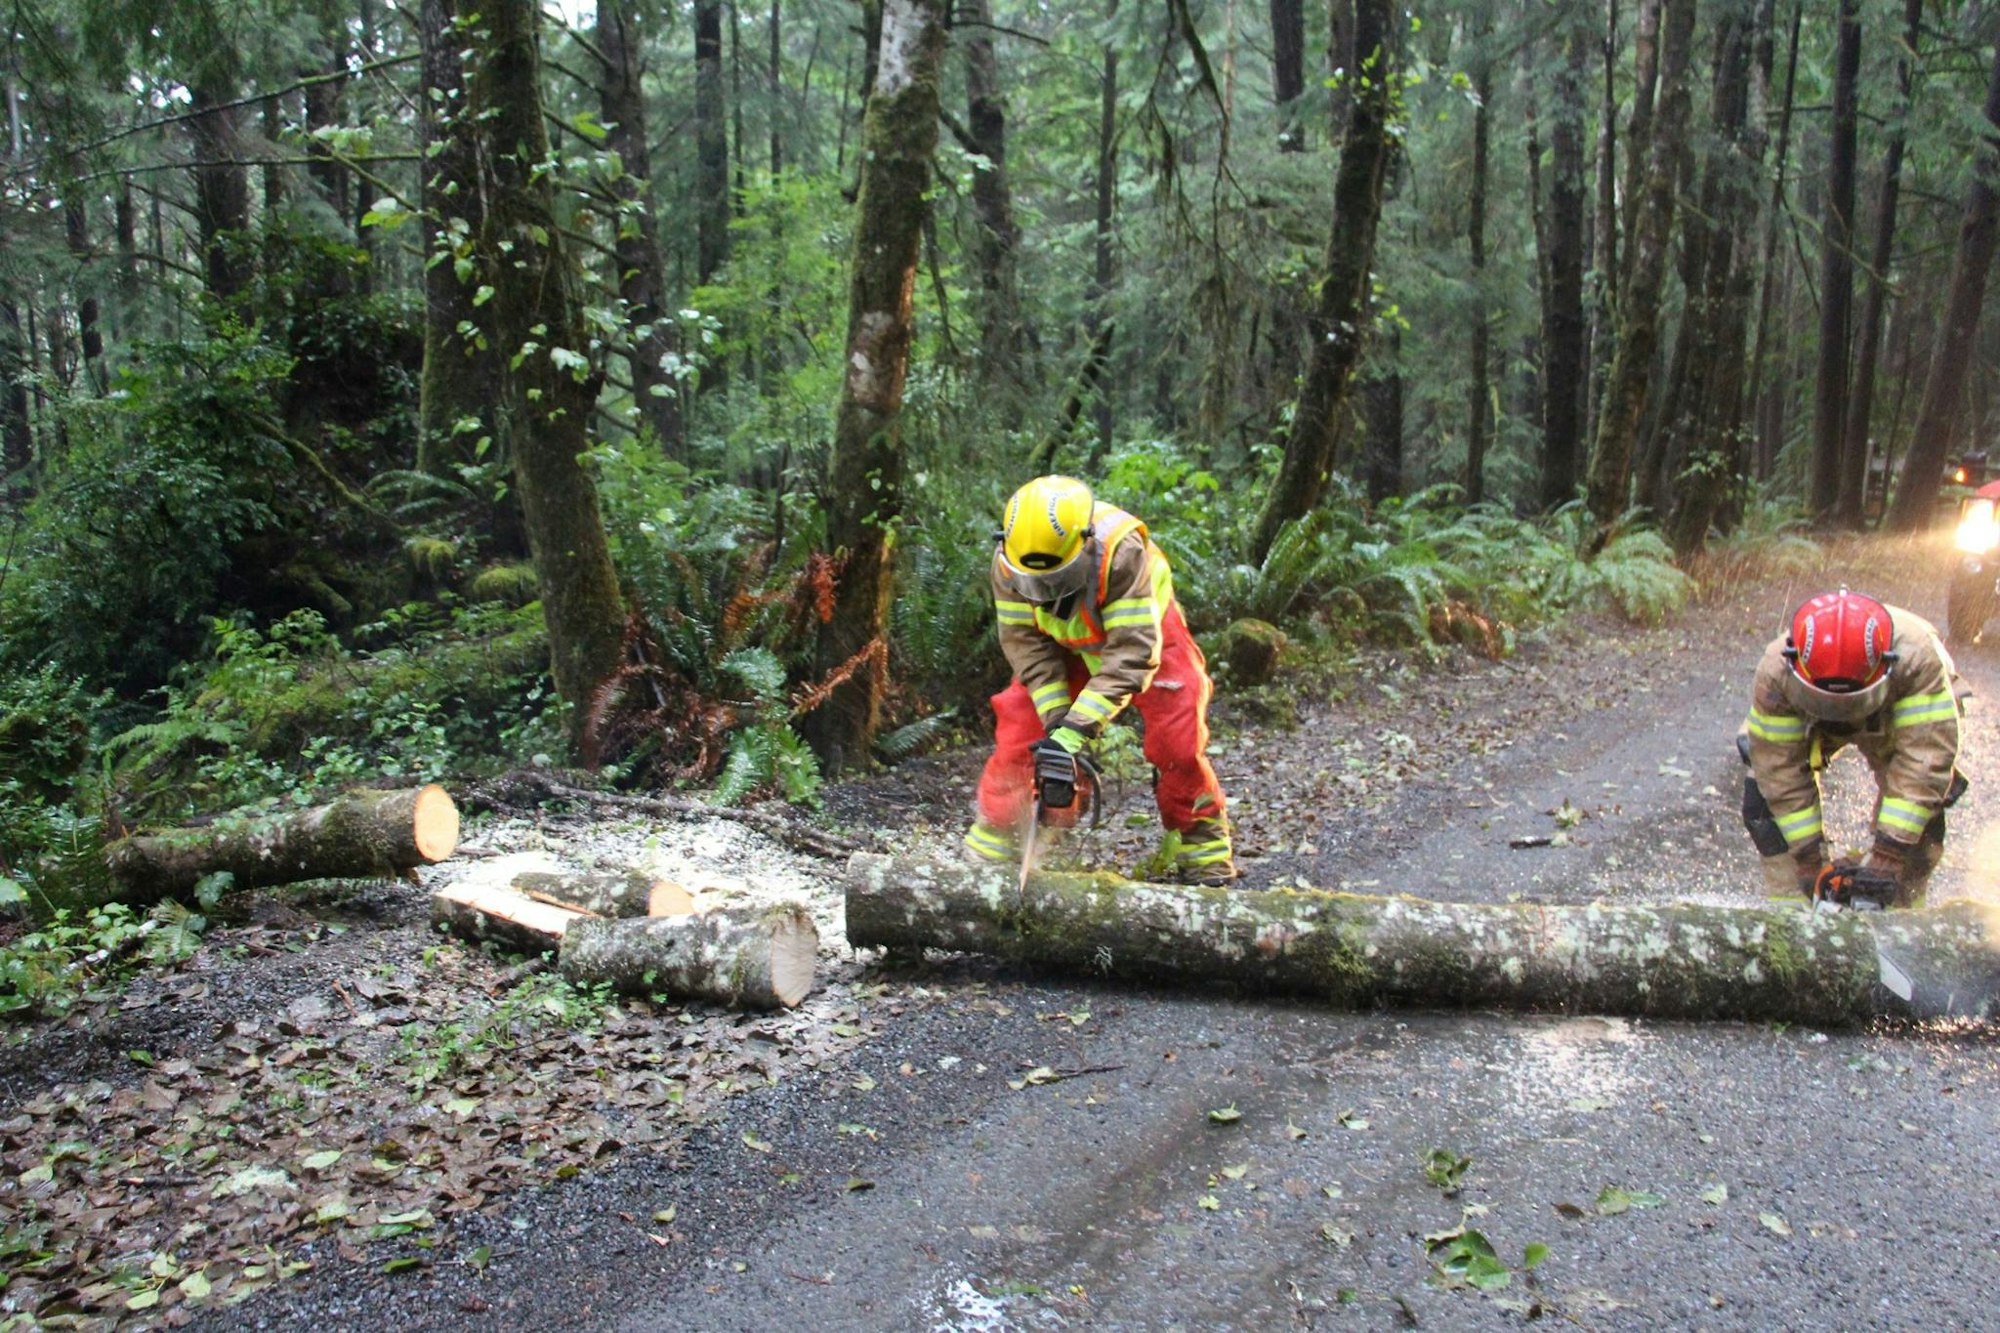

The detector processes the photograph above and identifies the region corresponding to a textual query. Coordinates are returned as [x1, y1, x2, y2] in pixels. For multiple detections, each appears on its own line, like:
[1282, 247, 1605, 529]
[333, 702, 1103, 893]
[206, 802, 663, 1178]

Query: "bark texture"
[960, 0, 1023, 397]
[1540, 11, 1589, 513]
[466, 0, 629, 750]
[516, 869, 694, 919]
[848, 854, 2000, 1025]
[1810, 0, 1862, 521]
[696, 1, 731, 285]
[804, 0, 948, 772]
[1249, 0, 1392, 563]
[103, 786, 460, 905]
[597, 0, 684, 454]
[1583, 0, 1696, 531]
[431, 880, 581, 955]
[558, 906, 818, 1008]
[1271, 0, 1306, 151]
[1886, 33, 2000, 532]
[1466, 58, 1492, 505]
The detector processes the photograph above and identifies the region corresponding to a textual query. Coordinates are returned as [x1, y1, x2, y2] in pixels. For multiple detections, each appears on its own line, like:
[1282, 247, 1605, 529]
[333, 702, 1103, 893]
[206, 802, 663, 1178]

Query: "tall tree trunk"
[1617, 0, 1663, 293]
[114, 181, 138, 337]
[1810, 0, 1861, 520]
[1271, 0, 1305, 151]
[961, 0, 1024, 402]
[467, 0, 627, 751]
[804, 0, 947, 773]
[187, 77, 251, 301]
[1249, 0, 1393, 564]
[769, 0, 783, 176]
[1327, 0, 1354, 146]
[1584, 0, 1697, 533]
[1086, 11, 1120, 469]
[1586, 0, 1619, 449]
[696, 1, 731, 285]
[302, 39, 350, 220]
[0, 304, 29, 481]
[1540, 7, 1589, 513]
[597, 0, 684, 455]
[1885, 34, 2000, 533]
[62, 193, 101, 385]
[1359, 328, 1402, 503]
[1836, 0, 1921, 528]
[1747, 0, 1802, 480]
[1466, 55, 1493, 506]
[1666, 7, 1762, 552]
[417, 0, 501, 481]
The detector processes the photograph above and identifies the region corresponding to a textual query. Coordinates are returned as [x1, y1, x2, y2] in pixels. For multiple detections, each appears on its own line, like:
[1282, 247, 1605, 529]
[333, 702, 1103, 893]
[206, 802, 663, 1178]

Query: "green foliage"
[394, 971, 614, 1093]
[0, 665, 99, 804]
[0, 900, 206, 1018]
[1, 328, 294, 690]
[105, 602, 555, 821]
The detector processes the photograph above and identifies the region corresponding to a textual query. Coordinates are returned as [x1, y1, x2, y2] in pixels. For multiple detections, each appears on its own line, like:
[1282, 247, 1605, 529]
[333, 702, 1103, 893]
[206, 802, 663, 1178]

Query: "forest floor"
[6, 536, 2000, 1330]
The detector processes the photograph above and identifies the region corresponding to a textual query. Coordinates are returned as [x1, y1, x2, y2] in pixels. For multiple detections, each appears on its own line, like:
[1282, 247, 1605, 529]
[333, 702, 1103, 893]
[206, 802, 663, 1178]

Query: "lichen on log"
[101, 785, 460, 905]
[845, 853, 2000, 1025]
[558, 904, 818, 1009]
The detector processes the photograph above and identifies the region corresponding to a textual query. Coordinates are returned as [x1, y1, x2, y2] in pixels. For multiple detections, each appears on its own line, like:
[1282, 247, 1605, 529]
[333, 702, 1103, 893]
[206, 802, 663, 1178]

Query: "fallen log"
[431, 880, 583, 956]
[516, 869, 695, 919]
[558, 906, 818, 1009]
[431, 883, 818, 1009]
[845, 853, 2000, 1025]
[101, 785, 460, 905]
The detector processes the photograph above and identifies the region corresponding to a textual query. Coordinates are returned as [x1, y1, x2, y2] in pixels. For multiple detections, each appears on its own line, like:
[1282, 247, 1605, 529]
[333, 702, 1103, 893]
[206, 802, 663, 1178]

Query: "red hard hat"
[1786, 590, 1894, 692]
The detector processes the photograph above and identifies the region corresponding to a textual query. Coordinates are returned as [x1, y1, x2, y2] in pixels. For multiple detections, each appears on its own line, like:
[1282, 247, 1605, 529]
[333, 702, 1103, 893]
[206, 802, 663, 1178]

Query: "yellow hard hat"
[998, 475, 1097, 603]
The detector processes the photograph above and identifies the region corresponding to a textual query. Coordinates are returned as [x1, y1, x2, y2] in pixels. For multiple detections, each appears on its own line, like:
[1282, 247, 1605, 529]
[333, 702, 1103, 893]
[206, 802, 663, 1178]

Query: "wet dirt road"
[222, 557, 2000, 1332]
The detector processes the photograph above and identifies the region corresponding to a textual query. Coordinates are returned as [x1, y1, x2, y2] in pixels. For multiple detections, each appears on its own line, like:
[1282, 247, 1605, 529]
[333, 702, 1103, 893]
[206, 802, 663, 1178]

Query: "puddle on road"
[923, 1276, 1030, 1333]
[1495, 1015, 1650, 1114]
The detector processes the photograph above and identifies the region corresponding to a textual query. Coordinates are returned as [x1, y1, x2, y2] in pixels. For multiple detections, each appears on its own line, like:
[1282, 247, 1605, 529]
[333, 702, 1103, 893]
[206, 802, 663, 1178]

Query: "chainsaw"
[1018, 741, 1103, 897]
[1810, 860, 1901, 913]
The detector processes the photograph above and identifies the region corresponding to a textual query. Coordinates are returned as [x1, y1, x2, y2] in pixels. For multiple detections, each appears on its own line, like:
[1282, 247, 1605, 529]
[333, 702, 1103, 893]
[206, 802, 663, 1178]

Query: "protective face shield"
[998, 476, 1098, 606]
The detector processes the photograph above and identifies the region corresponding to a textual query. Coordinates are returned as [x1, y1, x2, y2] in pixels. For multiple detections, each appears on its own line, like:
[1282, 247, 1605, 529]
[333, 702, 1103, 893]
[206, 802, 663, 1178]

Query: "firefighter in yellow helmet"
[964, 475, 1237, 885]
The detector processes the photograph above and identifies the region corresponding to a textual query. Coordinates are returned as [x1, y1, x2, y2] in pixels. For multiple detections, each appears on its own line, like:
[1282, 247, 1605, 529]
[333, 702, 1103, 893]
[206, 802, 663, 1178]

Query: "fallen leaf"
[1701, 1184, 1729, 1206]
[1207, 1104, 1242, 1124]
[1759, 1211, 1792, 1237]
[1594, 1186, 1664, 1216]
[742, 1131, 773, 1153]
[1198, 1194, 1220, 1211]
[1319, 1224, 1354, 1248]
[1222, 1163, 1250, 1181]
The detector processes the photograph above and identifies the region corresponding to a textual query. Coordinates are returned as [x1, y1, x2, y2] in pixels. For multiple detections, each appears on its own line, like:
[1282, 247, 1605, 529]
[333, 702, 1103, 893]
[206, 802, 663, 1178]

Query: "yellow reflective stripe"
[995, 599, 1035, 625]
[1069, 689, 1119, 724]
[1877, 797, 1931, 836]
[1746, 709, 1807, 743]
[1892, 690, 1957, 726]
[1774, 805, 1823, 847]
[1101, 597, 1158, 629]
[1030, 681, 1071, 712]
[964, 824, 1016, 860]
[1177, 838, 1234, 866]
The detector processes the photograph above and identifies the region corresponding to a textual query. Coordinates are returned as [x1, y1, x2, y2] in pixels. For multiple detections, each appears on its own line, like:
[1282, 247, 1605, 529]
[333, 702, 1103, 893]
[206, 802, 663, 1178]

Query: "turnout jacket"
[1742, 605, 1962, 855]
[990, 502, 1177, 737]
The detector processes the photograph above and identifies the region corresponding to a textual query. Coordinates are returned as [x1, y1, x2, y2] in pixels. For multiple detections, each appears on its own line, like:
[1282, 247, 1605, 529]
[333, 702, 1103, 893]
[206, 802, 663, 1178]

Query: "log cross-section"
[101, 785, 460, 905]
[845, 854, 2000, 1026]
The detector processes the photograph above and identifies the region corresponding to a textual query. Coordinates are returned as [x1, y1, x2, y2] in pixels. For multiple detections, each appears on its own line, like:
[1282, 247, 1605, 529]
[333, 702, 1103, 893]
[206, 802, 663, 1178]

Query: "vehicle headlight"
[1958, 498, 2000, 553]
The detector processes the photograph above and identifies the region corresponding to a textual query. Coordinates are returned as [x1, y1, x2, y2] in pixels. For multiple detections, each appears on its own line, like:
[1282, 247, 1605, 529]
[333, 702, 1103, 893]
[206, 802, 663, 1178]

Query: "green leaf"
[193, 870, 233, 910]
[126, 1289, 161, 1311]
[570, 110, 610, 142]
[1595, 1186, 1665, 1216]
[301, 1150, 342, 1172]
[0, 876, 26, 907]
[472, 285, 495, 307]
[1197, 1194, 1220, 1210]
[179, 1269, 212, 1300]
[1701, 1184, 1729, 1206]
[382, 1256, 426, 1274]
[1522, 1242, 1549, 1270]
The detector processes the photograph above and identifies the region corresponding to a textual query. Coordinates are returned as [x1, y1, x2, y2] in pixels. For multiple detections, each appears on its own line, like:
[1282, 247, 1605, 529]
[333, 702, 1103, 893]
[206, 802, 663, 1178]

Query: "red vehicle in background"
[1948, 475, 2000, 644]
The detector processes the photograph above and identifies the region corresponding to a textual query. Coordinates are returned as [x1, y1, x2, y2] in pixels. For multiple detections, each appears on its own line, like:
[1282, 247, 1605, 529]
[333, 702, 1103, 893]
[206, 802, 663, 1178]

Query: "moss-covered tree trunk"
[466, 0, 627, 752]
[804, 0, 947, 774]
[596, 0, 683, 455]
[1249, 0, 1393, 565]
[848, 854, 2000, 1025]
[961, 0, 1024, 409]
[1583, 0, 1696, 535]
[416, 0, 500, 481]
[1885, 31, 2000, 533]
[103, 786, 460, 905]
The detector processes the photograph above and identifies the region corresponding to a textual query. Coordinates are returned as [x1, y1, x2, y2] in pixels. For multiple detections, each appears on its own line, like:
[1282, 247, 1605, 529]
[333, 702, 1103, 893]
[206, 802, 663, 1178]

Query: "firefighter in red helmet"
[1739, 589, 1966, 907]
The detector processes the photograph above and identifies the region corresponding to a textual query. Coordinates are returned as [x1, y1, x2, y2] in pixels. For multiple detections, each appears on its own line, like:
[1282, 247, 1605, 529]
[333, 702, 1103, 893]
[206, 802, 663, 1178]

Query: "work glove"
[1029, 727, 1095, 812]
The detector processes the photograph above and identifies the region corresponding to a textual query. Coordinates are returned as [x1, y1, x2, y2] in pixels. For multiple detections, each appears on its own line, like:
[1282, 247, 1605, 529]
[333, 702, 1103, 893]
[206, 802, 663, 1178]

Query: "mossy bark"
[1249, 0, 1394, 564]
[805, 0, 948, 774]
[103, 786, 460, 906]
[416, 0, 501, 479]
[558, 905, 818, 1009]
[466, 0, 628, 753]
[846, 854, 2000, 1025]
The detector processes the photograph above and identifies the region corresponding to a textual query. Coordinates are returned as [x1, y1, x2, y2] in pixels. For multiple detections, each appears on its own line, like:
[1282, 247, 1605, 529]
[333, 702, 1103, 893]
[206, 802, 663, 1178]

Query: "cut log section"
[517, 869, 694, 918]
[431, 880, 583, 956]
[846, 853, 2000, 1026]
[558, 905, 818, 1009]
[102, 785, 460, 905]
